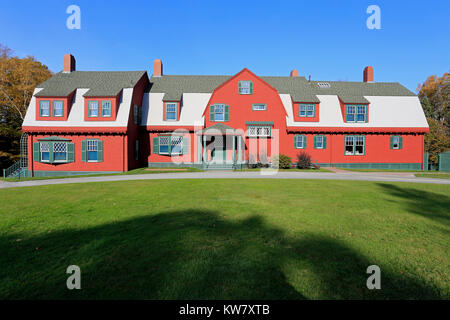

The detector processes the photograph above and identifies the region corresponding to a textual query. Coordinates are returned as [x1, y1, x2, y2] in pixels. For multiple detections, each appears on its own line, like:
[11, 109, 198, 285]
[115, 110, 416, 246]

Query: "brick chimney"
[153, 59, 163, 77]
[363, 66, 374, 82]
[63, 54, 76, 73]
[290, 69, 299, 77]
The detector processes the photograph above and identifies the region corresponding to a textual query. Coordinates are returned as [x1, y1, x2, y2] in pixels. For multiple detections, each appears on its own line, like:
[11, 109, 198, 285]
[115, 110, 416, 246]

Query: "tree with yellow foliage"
[0, 44, 52, 172]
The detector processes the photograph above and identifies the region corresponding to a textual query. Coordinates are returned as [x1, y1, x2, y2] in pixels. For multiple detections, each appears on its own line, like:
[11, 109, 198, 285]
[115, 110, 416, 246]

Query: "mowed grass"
[0, 179, 449, 299]
[415, 173, 450, 179]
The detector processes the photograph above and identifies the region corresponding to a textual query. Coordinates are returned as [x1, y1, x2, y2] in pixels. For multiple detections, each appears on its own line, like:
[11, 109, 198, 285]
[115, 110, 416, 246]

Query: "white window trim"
[40, 100, 50, 117]
[88, 101, 99, 117]
[252, 103, 267, 111]
[299, 104, 315, 117]
[87, 139, 99, 162]
[316, 135, 324, 149]
[165, 102, 178, 121]
[239, 80, 252, 95]
[248, 126, 271, 137]
[40, 142, 50, 162]
[101, 101, 113, 117]
[53, 100, 64, 117]
[213, 104, 226, 122]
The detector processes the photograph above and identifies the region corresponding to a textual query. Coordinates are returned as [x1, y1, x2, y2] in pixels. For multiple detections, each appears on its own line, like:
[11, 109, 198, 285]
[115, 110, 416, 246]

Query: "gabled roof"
[35, 71, 146, 97]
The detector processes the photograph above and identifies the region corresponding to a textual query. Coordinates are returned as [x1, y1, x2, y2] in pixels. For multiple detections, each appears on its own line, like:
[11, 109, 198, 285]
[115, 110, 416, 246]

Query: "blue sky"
[0, 0, 448, 91]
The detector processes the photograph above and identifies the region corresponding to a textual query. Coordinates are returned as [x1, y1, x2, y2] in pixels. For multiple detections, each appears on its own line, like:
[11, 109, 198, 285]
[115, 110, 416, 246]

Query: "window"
[88, 101, 99, 117]
[134, 140, 139, 160]
[53, 142, 67, 162]
[159, 136, 170, 154]
[299, 104, 315, 117]
[391, 135, 402, 149]
[40, 101, 50, 117]
[211, 104, 228, 122]
[295, 135, 306, 149]
[87, 140, 98, 161]
[165, 103, 177, 120]
[248, 126, 271, 137]
[82, 139, 103, 162]
[40, 142, 50, 162]
[171, 136, 183, 155]
[252, 104, 267, 111]
[346, 104, 367, 122]
[345, 135, 365, 155]
[238, 80, 253, 94]
[102, 101, 112, 117]
[53, 101, 64, 117]
[314, 135, 325, 149]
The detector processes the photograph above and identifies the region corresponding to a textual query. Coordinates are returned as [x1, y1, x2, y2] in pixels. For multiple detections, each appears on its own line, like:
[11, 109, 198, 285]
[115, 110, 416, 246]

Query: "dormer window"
[102, 101, 112, 117]
[238, 81, 253, 94]
[165, 103, 177, 121]
[299, 104, 315, 117]
[39, 101, 50, 117]
[346, 105, 367, 123]
[88, 101, 99, 117]
[53, 101, 64, 117]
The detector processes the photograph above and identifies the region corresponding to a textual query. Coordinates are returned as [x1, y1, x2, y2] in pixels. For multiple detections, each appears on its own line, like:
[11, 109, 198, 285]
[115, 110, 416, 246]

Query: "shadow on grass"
[376, 183, 450, 227]
[0, 209, 443, 299]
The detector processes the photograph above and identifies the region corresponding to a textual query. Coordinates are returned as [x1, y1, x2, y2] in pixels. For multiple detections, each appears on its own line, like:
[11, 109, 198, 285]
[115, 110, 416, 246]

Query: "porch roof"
[197, 123, 241, 135]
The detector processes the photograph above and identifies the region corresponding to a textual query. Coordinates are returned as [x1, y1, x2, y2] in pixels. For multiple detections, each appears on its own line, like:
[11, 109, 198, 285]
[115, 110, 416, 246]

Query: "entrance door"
[210, 135, 226, 163]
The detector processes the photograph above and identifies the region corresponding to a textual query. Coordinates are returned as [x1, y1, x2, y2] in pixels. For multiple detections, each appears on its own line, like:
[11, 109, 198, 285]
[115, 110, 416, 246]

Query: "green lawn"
[415, 173, 450, 179]
[338, 168, 426, 173]
[235, 168, 333, 172]
[3, 167, 203, 182]
[0, 179, 448, 299]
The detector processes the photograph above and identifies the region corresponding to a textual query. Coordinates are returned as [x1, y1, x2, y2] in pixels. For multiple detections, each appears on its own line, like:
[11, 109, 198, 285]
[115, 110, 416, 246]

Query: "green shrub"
[272, 154, 292, 169]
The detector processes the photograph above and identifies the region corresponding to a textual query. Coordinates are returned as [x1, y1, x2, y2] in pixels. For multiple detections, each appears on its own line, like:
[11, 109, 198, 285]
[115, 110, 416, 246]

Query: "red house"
[8, 54, 429, 177]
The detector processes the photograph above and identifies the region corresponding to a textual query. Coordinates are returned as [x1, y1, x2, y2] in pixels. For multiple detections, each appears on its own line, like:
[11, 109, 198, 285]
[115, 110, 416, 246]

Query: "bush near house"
[296, 151, 313, 169]
[272, 154, 292, 169]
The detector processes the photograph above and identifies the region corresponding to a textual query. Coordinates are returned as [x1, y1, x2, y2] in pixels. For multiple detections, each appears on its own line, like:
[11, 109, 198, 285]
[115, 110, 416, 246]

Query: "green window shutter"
[182, 136, 189, 154]
[390, 136, 393, 149]
[34, 142, 40, 162]
[68, 143, 75, 162]
[294, 135, 299, 148]
[238, 81, 242, 94]
[313, 136, 317, 149]
[97, 140, 103, 162]
[210, 106, 215, 121]
[303, 135, 307, 148]
[81, 140, 87, 162]
[48, 142, 54, 163]
[399, 136, 403, 149]
[250, 81, 253, 94]
[224, 105, 229, 121]
[323, 136, 327, 149]
[153, 137, 159, 154]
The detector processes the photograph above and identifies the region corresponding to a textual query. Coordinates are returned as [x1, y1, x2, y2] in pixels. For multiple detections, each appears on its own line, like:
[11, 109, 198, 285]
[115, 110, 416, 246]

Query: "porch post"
[232, 135, 235, 163]
[197, 135, 202, 164]
[203, 135, 207, 163]
[237, 136, 242, 163]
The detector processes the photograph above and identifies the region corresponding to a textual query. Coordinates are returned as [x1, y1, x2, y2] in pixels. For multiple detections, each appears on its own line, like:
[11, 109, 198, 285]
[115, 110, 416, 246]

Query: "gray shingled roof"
[35, 71, 146, 97]
[309, 80, 415, 103]
[147, 75, 414, 103]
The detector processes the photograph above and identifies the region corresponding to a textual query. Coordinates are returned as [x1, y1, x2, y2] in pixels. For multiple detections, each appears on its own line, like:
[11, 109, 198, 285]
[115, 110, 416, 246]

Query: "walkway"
[1, 170, 449, 189]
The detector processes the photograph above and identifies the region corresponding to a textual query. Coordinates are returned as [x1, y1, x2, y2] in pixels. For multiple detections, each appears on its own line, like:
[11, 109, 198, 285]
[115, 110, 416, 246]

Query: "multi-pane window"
[345, 135, 365, 155]
[40, 142, 50, 162]
[102, 101, 112, 117]
[40, 101, 50, 117]
[315, 135, 324, 149]
[391, 135, 403, 149]
[159, 136, 170, 154]
[165, 103, 177, 120]
[299, 104, 315, 117]
[88, 101, 99, 117]
[252, 104, 267, 111]
[171, 136, 183, 154]
[238, 80, 252, 94]
[346, 105, 367, 122]
[295, 135, 305, 149]
[248, 126, 271, 137]
[53, 101, 64, 117]
[87, 140, 98, 161]
[53, 142, 67, 162]
[214, 104, 225, 121]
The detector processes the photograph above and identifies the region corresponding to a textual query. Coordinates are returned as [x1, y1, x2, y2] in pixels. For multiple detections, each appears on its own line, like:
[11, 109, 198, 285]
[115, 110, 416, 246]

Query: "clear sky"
[0, 0, 448, 92]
